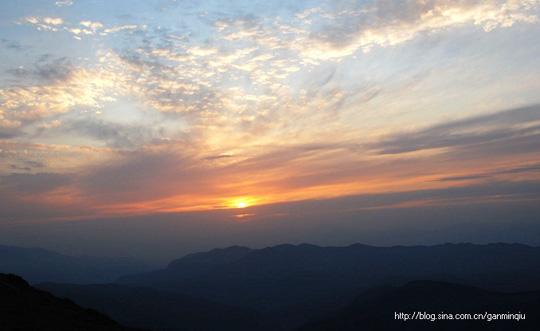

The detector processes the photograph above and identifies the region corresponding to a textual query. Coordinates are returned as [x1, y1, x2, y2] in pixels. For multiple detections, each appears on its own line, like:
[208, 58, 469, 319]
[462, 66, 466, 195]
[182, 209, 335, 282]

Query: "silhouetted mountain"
[168, 245, 253, 273]
[120, 246, 253, 283]
[299, 281, 540, 330]
[37, 282, 275, 331]
[0, 244, 149, 284]
[0, 273, 141, 331]
[118, 243, 540, 328]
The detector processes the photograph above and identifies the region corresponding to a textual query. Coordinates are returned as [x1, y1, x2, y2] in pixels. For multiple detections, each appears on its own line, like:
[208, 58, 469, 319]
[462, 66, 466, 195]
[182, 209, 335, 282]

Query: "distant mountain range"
[117, 243, 540, 328]
[300, 281, 540, 331]
[118, 244, 540, 311]
[2, 242, 540, 330]
[0, 244, 149, 284]
[0, 273, 141, 331]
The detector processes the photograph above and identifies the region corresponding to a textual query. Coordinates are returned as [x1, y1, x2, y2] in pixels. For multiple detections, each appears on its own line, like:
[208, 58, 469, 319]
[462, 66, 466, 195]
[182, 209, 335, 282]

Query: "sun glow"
[226, 197, 258, 209]
[236, 201, 248, 208]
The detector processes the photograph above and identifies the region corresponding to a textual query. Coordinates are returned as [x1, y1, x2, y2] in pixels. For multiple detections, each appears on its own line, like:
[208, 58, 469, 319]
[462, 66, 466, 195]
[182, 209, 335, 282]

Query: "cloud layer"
[1, 0, 540, 221]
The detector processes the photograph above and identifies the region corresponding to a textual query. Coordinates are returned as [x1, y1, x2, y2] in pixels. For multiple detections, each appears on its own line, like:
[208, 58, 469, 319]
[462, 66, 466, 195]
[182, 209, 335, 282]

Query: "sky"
[1, 0, 540, 262]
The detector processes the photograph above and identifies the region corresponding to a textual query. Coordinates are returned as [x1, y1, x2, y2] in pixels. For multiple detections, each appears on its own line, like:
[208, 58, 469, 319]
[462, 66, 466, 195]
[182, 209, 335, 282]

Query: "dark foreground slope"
[38, 282, 275, 331]
[0, 273, 140, 331]
[0, 244, 148, 284]
[299, 281, 540, 331]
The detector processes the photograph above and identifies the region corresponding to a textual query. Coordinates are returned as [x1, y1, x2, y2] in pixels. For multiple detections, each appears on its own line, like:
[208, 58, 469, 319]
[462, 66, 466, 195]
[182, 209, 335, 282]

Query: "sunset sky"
[1, 1, 540, 261]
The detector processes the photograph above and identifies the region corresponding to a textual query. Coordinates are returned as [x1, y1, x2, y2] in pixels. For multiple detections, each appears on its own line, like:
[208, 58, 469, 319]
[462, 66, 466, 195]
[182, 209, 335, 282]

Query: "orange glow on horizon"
[88, 174, 484, 218]
[18, 157, 540, 222]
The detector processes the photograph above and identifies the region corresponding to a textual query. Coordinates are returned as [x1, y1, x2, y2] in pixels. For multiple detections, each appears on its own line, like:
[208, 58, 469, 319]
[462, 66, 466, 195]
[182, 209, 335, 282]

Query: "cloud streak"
[370, 105, 540, 154]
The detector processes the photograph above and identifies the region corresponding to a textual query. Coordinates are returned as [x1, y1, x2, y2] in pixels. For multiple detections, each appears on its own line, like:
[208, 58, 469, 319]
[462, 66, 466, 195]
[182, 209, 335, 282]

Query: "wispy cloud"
[294, 0, 540, 59]
[55, 0, 73, 7]
[21, 16, 142, 39]
[22, 16, 64, 31]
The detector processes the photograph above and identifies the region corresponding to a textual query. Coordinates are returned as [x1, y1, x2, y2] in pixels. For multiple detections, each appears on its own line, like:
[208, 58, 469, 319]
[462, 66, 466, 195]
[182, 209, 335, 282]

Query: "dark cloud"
[77, 150, 211, 203]
[436, 174, 489, 182]
[0, 127, 22, 139]
[62, 117, 166, 149]
[437, 163, 540, 182]
[9, 160, 46, 172]
[448, 131, 540, 160]
[244, 180, 540, 225]
[203, 154, 235, 160]
[370, 105, 540, 155]
[6, 56, 74, 82]
[9, 165, 32, 172]
[0, 39, 25, 51]
[494, 163, 540, 175]
[0, 172, 71, 195]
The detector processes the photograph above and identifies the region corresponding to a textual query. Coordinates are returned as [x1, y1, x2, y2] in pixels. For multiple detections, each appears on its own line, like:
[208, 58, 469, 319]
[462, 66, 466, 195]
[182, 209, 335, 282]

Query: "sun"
[227, 197, 257, 209]
[235, 200, 248, 208]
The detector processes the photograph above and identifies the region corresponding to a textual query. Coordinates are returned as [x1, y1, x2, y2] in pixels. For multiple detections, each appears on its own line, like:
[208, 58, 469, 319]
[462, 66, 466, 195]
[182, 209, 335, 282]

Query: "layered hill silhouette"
[0, 244, 148, 284]
[38, 282, 275, 331]
[118, 243, 540, 300]
[299, 281, 540, 330]
[0, 273, 141, 331]
[3, 243, 540, 331]
[117, 243, 540, 328]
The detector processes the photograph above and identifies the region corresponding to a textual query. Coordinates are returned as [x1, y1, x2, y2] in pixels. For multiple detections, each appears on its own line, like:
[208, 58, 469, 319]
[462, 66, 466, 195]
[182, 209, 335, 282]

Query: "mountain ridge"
[117, 242, 540, 329]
